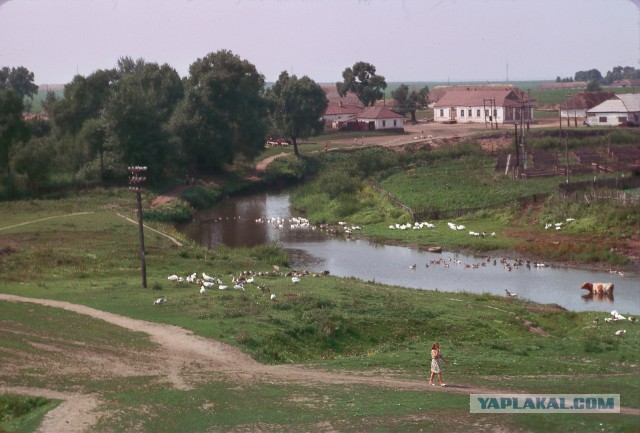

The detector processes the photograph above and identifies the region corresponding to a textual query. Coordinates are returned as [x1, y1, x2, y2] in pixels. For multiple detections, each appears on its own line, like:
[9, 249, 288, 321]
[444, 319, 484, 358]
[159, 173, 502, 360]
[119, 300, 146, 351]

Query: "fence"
[559, 176, 640, 205]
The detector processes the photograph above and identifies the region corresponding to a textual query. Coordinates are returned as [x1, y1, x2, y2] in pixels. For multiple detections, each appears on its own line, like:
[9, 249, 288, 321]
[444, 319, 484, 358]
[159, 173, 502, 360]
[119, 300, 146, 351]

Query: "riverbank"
[0, 189, 638, 432]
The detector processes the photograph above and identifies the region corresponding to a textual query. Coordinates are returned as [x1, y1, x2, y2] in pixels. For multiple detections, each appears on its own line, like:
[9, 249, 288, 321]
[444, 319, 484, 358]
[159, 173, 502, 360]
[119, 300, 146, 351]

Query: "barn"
[586, 94, 640, 126]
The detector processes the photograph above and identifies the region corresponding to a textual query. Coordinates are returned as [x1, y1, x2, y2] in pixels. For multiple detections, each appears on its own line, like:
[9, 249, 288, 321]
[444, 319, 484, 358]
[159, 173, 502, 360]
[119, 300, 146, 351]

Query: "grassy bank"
[0, 189, 639, 431]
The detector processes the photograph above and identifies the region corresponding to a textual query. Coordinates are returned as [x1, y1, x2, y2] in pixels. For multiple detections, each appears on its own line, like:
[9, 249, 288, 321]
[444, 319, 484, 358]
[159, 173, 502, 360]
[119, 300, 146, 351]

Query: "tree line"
[555, 65, 640, 87]
[0, 53, 431, 198]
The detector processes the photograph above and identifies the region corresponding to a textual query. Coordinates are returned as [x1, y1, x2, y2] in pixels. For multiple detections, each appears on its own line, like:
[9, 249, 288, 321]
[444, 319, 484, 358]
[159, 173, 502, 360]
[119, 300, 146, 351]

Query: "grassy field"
[0, 185, 639, 431]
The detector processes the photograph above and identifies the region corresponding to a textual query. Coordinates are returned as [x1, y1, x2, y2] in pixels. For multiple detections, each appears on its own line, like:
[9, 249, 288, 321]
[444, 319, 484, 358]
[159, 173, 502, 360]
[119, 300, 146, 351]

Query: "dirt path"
[1, 294, 637, 432]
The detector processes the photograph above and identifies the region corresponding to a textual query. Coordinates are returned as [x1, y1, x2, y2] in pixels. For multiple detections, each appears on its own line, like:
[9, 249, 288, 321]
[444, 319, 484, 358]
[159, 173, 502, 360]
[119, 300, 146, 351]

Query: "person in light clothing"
[429, 342, 447, 386]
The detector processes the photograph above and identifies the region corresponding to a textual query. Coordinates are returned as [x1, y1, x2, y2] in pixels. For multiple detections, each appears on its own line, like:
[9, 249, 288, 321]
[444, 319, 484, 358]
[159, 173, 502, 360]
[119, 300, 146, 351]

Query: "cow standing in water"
[581, 282, 614, 294]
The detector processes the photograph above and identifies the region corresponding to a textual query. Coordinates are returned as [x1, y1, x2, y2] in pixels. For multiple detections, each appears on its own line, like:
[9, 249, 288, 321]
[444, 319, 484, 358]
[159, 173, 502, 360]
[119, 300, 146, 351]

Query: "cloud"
[0, 0, 10, 7]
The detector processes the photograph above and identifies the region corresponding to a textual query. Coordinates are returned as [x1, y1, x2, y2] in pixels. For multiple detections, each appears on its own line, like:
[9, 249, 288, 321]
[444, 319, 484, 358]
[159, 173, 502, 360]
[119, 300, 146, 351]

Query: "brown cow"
[581, 282, 614, 294]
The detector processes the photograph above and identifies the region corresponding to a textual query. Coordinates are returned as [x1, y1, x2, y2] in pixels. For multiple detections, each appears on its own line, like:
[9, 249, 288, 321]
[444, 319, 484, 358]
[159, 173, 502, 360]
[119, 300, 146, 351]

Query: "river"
[178, 191, 640, 315]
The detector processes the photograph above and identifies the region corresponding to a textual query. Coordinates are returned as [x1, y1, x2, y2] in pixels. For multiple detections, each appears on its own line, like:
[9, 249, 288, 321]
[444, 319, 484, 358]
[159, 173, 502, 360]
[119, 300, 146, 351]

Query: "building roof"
[430, 84, 520, 102]
[433, 89, 529, 108]
[357, 105, 403, 119]
[324, 101, 362, 116]
[588, 93, 640, 114]
[559, 92, 616, 110]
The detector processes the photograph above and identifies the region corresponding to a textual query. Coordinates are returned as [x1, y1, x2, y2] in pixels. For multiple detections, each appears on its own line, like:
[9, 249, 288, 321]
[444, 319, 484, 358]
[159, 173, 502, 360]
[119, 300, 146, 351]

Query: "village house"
[432, 88, 534, 125]
[356, 105, 404, 131]
[559, 91, 615, 124]
[586, 93, 640, 126]
[322, 85, 404, 131]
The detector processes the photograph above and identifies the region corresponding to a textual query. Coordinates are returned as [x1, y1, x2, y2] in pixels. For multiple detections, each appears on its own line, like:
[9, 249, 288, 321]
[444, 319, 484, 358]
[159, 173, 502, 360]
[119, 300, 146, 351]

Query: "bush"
[144, 200, 194, 223]
[180, 185, 222, 210]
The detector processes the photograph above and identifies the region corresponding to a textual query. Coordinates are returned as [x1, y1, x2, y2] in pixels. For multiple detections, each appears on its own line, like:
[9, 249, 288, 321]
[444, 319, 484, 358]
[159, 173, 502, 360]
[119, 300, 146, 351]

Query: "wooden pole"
[129, 166, 148, 288]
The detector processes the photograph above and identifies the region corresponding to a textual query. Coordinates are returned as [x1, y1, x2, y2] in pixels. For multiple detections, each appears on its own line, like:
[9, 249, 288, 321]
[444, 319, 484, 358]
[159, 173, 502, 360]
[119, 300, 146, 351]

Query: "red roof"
[433, 89, 528, 108]
[324, 102, 362, 116]
[357, 106, 403, 119]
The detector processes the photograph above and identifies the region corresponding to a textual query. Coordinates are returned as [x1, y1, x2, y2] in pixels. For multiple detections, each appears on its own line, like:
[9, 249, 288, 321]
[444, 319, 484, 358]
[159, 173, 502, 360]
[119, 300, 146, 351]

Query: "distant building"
[432, 89, 534, 124]
[559, 91, 615, 119]
[322, 85, 404, 131]
[586, 93, 640, 126]
[356, 106, 404, 131]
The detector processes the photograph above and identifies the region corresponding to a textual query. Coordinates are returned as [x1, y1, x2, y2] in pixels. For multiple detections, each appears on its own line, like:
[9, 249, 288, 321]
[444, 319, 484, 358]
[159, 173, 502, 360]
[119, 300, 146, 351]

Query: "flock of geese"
[411, 255, 548, 274]
[592, 309, 636, 336]
[157, 266, 329, 306]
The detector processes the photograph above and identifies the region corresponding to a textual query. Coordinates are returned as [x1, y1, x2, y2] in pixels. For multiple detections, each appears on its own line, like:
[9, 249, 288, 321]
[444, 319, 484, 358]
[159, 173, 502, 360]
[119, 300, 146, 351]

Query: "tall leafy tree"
[104, 59, 183, 180]
[171, 50, 268, 173]
[267, 71, 328, 156]
[603, 66, 640, 84]
[336, 61, 387, 107]
[0, 89, 30, 176]
[0, 66, 39, 99]
[391, 84, 429, 123]
[574, 69, 602, 83]
[52, 68, 118, 137]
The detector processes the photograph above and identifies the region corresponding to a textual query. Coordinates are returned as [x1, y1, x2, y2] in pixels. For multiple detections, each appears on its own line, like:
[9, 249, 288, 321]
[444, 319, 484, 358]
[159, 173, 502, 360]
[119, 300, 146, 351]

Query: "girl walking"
[429, 342, 447, 386]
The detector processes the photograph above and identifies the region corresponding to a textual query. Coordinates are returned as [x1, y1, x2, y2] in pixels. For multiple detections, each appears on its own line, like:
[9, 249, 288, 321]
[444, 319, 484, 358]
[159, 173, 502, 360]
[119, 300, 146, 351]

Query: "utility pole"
[128, 166, 148, 288]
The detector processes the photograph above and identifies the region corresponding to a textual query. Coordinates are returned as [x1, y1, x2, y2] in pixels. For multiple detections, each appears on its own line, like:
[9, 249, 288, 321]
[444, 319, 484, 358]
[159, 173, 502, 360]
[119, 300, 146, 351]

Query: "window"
[460, 110, 465, 117]
[599, 116, 607, 123]
[618, 116, 627, 123]
[476, 109, 481, 117]
[485, 109, 489, 116]
[393, 120, 397, 126]
[493, 109, 497, 118]
[382, 120, 386, 127]
[468, 109, 472, 117]
[440, 109, 444, 116]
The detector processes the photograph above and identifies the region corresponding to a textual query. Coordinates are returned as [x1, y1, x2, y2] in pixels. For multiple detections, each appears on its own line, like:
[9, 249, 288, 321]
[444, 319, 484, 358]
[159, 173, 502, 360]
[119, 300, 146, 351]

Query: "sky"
[0, 0, 638, 86]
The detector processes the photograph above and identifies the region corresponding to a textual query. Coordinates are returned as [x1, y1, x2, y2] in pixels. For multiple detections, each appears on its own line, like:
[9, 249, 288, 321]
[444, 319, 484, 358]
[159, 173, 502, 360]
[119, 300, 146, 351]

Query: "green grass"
[1, 139, 639, 431]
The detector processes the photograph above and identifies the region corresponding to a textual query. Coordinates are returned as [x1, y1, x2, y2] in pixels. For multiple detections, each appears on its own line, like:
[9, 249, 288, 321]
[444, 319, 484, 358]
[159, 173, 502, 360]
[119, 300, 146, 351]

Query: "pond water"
[178, 191, 640, 315]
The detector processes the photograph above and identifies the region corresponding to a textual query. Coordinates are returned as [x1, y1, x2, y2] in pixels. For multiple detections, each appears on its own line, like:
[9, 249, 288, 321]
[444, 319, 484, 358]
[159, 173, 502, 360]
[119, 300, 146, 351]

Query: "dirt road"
[1, 294, 637, 432]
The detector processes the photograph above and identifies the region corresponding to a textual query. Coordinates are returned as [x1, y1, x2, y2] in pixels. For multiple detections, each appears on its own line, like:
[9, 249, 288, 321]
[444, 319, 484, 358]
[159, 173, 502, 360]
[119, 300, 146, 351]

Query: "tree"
[0, 66, 39, 100]
[391, 84, 429, 123]
[267, 72, 328, 156]
[603, 66, 640, 84]
[574, 69, 602, 83]
[0, 89, 30, 176]
[586, 80, 602, 92]
[104, 59, 183, 180]
[336, 61, 387, 107]
[52, 68, 118, 137]
[171, 50, 268, 173]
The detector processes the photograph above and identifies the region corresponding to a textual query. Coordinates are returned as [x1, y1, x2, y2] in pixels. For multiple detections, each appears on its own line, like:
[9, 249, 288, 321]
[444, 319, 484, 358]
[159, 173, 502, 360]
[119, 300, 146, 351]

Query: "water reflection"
[178, 191, 640, 314]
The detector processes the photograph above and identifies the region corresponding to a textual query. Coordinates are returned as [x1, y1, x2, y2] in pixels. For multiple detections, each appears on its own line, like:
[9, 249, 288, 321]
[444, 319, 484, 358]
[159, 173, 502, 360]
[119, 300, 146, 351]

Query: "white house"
[356, 106, 404, 131]
[586, 94, 640, 126]
[433, 89, 534, 125]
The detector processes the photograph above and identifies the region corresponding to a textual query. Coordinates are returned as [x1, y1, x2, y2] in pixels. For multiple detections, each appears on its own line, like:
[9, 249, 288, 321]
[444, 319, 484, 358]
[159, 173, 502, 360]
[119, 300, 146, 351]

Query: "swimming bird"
[614, 329, 626, 336]
[409, 264, 416, 270]
[505, 290, 517, 298]
[154, 297, 166, 306]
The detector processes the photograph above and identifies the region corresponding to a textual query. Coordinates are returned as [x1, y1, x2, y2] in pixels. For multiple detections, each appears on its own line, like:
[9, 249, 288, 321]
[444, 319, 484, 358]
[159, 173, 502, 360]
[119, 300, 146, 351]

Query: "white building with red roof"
[356, 105, 404, 131]
[433, 89, 534, 125]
